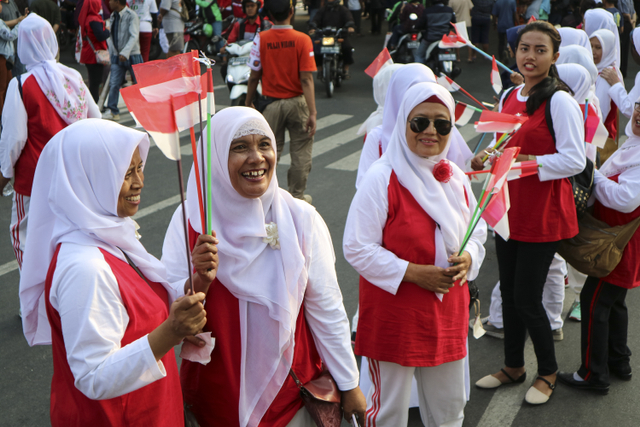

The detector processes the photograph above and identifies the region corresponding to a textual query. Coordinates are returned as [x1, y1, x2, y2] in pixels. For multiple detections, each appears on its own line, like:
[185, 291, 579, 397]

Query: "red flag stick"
[458, 86, 488, 111]
[189, 127, 206, 234]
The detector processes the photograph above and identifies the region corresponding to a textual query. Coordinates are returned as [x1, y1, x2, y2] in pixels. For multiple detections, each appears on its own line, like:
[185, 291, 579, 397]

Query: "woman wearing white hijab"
[558, 98, 640, 395]
[558, 27, 593, 55]
[19, 119, 212, 426]
[601, 28, 640, 118]
[584, 8, 621, 68]
[344, 82, 486, 427]
[591, 28, 623, 161]
[356, 63, 473, 188]
[557, 44, 602, 116]
[0, 13, 100, 275]
[162, 107, 366, 427]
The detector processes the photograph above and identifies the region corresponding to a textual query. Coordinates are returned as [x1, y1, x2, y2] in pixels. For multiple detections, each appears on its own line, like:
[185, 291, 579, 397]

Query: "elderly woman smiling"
[162, 107, 366, 427]
[343, 82, 486, 427]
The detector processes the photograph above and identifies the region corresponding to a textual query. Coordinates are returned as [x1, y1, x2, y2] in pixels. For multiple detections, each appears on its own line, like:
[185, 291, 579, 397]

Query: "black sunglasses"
[408, 117, 452, 136]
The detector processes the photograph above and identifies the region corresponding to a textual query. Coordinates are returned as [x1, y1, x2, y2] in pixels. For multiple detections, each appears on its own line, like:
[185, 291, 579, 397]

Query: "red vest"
[594, 174, 640, 289]
[45, 245, 184, 427]
[502, 92, 578, 242]
[14, 75, 68, 196]
[181, 223, 323, 427]
[355, 171, 470, 367]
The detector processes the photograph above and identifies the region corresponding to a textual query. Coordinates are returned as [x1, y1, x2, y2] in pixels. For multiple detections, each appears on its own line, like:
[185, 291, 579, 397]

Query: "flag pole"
[473, 133, 487, 155]
[467, 43, 512, 73]
[198, 93, 207, 234]
[206, 67, 214, 235]
[189, 127, 206, 234]
[177, 158, 196, 295]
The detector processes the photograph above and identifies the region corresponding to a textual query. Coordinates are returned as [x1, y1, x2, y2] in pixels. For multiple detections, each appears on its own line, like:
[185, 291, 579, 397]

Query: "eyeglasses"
[635, 102, 640, 112]
[408, 117, 452, 136]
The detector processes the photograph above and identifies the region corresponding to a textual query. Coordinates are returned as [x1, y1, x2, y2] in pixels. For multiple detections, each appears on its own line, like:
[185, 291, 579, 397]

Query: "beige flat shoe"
[476, 369, 526, 389]
[524, 376, 556, 405]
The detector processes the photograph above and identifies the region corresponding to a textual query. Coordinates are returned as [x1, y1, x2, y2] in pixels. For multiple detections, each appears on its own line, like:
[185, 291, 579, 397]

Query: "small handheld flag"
[491, 56, 503, 95]
[364, 48, 393, 78]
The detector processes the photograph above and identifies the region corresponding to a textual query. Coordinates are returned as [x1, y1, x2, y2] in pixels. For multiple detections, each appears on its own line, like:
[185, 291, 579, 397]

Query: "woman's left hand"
[601, 68, 621, 86]
[341, 387, 366, 425]
[446, 251, 472, 285]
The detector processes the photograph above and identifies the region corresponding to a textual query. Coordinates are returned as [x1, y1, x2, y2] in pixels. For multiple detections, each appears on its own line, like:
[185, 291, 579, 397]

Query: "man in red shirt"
[225, 0, 270, 43]
[245, 0, 317, 203]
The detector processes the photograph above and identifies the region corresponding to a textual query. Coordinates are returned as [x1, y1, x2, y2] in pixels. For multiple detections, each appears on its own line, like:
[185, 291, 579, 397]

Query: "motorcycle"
[183, 18, 223, 58]
[388, 13, 421, 64]
[316, 27, 347, 98]
[225, 39, 262, 106]
[424, 40, 461, 79]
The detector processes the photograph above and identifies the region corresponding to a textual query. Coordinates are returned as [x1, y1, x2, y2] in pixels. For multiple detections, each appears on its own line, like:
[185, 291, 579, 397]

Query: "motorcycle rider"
[413, 0, 456, 63]
[309, 0, 355, 78]
[225, 0, 271, 43]
[195, 0, 225, 51]
[386, 0, 425, 51]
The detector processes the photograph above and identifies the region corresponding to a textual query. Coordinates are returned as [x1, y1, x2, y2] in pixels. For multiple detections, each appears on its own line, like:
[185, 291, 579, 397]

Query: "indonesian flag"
[365, 48, 393, 78]
[440, 32, 467, 48]
[507, 160, 539, 180]
[491, 56, 502, 94]
[131, 50, 214, 132]
[121, 85, 182, 160]
[475, 110, 528, 133]
[527, 15, 537, 24]
[438, 74, 461, 92]
[455, 102, 476, 126]
[582, 103, 608, 148]
[481, 147, 521, 239]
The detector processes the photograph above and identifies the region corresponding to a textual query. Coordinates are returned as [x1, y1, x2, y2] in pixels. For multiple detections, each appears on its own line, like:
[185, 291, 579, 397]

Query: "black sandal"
[501, 368, 527, 384]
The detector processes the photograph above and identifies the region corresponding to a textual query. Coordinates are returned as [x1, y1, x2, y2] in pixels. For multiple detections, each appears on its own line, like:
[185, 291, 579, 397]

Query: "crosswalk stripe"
[326, 149, 362, 171]
[279, 124, 362, 166]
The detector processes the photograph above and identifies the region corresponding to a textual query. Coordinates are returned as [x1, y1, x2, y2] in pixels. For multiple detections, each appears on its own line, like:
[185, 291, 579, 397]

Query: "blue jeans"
[212, 20, 224, 51]
[414, 38, 431, 64]
[107, 54, 143, 114]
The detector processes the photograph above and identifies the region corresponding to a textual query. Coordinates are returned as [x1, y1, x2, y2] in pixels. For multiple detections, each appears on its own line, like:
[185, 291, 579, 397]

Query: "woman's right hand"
[510, 72, 524, 86]
[404, 263, 455, 294]
[148, 292, 207, 360]
[471, 153, 486, 171]
[186, 232, 219, 295]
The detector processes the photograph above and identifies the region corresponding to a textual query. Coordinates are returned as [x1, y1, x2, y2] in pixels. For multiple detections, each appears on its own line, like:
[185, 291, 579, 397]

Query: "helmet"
[242, 0, 261, 14]
[203, 23, 213, 37]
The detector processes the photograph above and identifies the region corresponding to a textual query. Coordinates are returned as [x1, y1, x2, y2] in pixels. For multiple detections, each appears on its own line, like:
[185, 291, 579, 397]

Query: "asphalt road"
[1, 10, 640, 427]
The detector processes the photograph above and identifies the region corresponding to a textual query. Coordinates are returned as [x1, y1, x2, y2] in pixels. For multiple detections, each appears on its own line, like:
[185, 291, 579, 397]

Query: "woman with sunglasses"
[473, 21, 585, 405]
[344, 82, 486, 427]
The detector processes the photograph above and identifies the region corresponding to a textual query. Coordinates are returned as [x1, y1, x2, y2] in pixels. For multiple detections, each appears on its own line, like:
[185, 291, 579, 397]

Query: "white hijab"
[557, 45, 601, 116]
[558, 27, 593, 55]
[384, 82, 471, 256]
[557, 63, 592, 105]
[600, 102, 640, 177]
[357, 63, 404, 135]
[592, 29, 620, 74]
[584, 9, 620, 69]
[185, 107, 311, 427]
[633, 27, 640, 57]
[381, 63, 436, 151]
[18, 14, 89, 124]
[19, 119, 164, 346]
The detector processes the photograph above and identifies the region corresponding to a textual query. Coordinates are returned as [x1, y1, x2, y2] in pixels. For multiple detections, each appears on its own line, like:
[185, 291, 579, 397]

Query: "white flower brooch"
[263, 222, 280, 249]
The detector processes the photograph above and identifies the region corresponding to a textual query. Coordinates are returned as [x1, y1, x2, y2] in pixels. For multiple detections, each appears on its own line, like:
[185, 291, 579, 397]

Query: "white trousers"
[286, 407, 315, 427]
[489, 253, 567, 330]
[567, 265, 587, 301]
[364, 359, 466, 427]
[10, 193, 29, 270]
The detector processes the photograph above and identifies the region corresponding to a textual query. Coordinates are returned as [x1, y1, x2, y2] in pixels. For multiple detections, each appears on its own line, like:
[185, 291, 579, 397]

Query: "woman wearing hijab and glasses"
[558, 97, 640, 395]
[19, 119, 216, 426]
[0, 14, 100, 275]
[344, 82, 487, 427]
[356, 63, 473, 189]
[162, 107, 366, 427]
[590, 28, 623, 162]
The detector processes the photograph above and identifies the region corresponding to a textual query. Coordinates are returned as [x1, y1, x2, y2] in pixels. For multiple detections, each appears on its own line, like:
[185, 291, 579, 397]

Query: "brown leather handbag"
[289, 368, 343, 427]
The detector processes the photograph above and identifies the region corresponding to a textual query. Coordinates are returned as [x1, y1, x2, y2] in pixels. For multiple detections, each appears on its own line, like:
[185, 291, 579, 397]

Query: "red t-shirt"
[250, 26, 316, 99]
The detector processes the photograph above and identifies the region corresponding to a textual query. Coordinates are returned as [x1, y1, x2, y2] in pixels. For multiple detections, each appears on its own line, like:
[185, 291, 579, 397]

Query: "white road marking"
[279, 124, 362, 165]
[326, 149, 362, 171]
[0, 260, 18, 278]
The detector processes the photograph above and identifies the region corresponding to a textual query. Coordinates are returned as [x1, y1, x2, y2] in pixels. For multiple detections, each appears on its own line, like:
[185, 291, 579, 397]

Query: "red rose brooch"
[433, 159, 453, 183]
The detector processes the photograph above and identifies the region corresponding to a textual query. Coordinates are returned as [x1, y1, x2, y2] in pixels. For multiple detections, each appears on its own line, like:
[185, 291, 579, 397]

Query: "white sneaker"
[103, 111, 120, 121]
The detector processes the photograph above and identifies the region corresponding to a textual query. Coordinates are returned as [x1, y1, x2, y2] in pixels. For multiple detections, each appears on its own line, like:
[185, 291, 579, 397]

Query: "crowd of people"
[0, 0, 640, 425]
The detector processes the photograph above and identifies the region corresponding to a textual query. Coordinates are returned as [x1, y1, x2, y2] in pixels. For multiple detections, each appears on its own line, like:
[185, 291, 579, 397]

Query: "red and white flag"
[455, 102, 476, 126]
[365, 48, 393, 78]
[437, 74, 461, 92]
[131, 50, 214, 132]
[481, 147, 521, 239]
[475, 110, 528, 133]
[440, 32, 467, 48]
[583, 104, 608, 148]
[507, 160, 539, 180]
[527, 15, 537, 24]
[491, 56, 502, 94]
